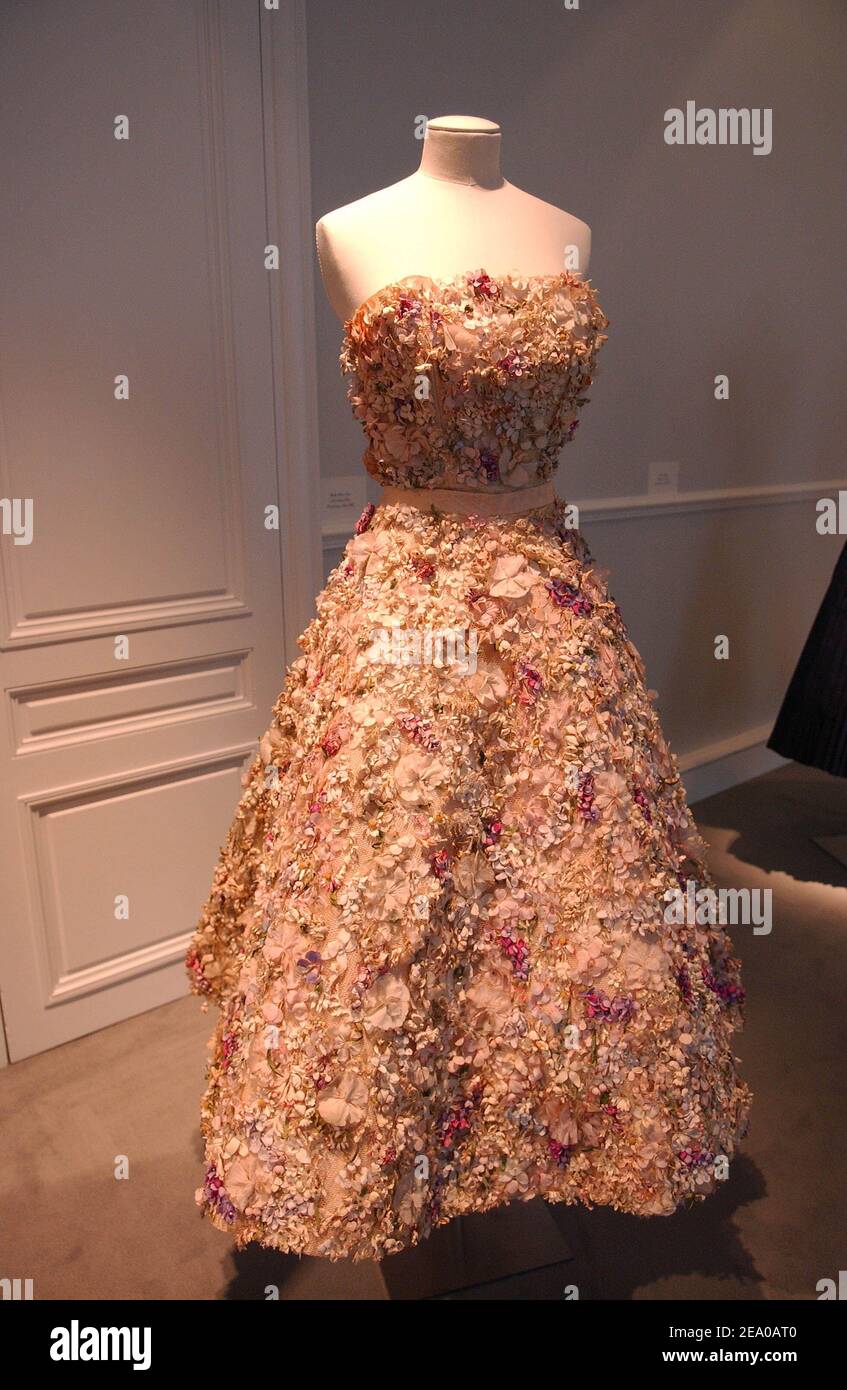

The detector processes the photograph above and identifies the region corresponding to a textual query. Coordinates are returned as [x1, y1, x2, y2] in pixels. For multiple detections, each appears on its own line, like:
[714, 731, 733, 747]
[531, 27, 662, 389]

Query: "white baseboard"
[681, 724, 786, 805]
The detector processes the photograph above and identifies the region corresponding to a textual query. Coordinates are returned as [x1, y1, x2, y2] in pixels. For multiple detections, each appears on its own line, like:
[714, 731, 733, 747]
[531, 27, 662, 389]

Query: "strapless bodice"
[340, 268, 608, 491]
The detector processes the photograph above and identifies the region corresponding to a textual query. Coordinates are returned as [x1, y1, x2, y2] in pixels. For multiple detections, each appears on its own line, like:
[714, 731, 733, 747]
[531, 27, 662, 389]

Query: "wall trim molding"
[680, 723, 786, 805]
[321, 477, 847, 549]
[574, 477, 846, 525]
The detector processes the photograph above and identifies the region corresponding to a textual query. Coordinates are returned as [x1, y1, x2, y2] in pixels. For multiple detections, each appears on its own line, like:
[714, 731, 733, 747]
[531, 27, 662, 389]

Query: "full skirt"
[186, 496, 750, 1261]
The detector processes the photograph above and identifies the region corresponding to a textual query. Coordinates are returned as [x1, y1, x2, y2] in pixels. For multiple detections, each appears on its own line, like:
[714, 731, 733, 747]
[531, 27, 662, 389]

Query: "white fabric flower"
[394, 751, 448, 805]
[362, 970, 411, 1032]
[469, 661, 509, 710]
[489, 554, 540, 601]
[317, 1071, 368, 1128]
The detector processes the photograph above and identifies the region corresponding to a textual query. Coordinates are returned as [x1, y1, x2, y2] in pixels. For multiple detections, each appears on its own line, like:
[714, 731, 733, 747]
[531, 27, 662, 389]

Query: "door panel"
[0, 0, 294, 1059]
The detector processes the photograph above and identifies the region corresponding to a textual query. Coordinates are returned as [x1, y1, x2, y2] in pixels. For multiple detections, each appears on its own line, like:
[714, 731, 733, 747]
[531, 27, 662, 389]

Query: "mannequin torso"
[316, 115, 591, 322]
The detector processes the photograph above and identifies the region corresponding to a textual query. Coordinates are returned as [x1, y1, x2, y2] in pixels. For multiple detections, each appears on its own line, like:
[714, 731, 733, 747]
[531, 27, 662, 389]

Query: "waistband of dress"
[378, 480, 556, 519]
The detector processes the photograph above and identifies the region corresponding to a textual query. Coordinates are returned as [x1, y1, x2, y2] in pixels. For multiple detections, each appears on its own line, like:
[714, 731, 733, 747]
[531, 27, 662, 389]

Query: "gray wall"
[305, 0, 846, 775]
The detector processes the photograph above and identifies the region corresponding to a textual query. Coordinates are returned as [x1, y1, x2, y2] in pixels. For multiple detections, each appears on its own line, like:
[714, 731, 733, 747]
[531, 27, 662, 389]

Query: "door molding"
[259, 0, 323, 660]
[0, 0, 309, 1060]
[18, 743, 253, 1007]
[0, 0, 254, 652]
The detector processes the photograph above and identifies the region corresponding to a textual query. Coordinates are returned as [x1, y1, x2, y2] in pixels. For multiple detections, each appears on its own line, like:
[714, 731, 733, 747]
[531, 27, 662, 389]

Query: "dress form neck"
[316, 114, 592, 321]
[417, 116, 503, 190]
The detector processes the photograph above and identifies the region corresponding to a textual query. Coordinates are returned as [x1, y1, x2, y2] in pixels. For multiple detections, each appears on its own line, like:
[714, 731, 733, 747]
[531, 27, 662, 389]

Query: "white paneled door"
[0, 0, 319, 1060]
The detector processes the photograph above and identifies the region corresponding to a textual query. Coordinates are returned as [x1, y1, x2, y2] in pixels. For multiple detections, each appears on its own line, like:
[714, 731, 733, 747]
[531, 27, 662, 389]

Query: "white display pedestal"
[379, 1198, 573, 1299]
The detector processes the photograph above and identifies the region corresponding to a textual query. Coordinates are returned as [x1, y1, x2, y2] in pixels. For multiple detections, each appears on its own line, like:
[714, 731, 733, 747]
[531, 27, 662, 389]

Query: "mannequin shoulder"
[317, 176, 417, 251]
[316, 177, 420, 319]
[509, 182, 591, 240]
[505, 182, 592, 276]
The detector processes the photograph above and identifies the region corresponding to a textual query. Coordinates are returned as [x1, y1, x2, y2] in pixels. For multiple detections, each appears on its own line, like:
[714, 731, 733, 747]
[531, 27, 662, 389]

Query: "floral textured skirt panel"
[186, 494, 751, 1261]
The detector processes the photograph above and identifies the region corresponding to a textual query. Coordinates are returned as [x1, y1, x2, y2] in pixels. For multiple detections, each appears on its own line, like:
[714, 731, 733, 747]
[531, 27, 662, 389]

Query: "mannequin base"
[813, 833, 847, 869]
[380, 1197, 573, 1299]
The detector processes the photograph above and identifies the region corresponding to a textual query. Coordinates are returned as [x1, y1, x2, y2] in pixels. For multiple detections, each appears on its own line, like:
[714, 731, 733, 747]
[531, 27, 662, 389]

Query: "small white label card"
[322, 475, 367, 532]
[647, 461, 680, 496]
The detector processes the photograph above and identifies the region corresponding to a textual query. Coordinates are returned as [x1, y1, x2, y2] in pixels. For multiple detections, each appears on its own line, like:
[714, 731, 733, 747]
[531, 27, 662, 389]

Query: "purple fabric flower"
[219, 1031, 238, 1070]
[609, 995, 637, 1024]
[678, 1145, 713, 1169]
[548, 1138, 572, 1168]
[704, 968, 745, 1007]
[478, 449, 500, 482]
[584, 989, 636, 1024]
[482, 819, 503, 847]
[467, 270, 499, 301]
[186, 947, 212, 996]
[202, 1166, 236, 1223]
[632, 780, 653, 824]
[431, 849, 451, 882]
[577, 770, 597, 822]
[496, 348, 527, 378]
[355, 502, 375, 534]
[518, 661, 543, 704]
[677, 966, 695, 1006]
[500, 929, 530, 981]
[547, 578, 593, 617]
[297, 950, 322, 984]
[396, 295, 422, 320]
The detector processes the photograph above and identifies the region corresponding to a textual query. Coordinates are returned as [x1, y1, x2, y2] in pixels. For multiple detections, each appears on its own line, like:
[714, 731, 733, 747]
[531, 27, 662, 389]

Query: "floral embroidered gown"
[187, 269, 750, 1260]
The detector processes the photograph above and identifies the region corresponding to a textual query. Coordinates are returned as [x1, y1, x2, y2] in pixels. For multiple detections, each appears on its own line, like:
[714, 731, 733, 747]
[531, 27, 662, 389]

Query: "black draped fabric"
[768, 541, 847, 777]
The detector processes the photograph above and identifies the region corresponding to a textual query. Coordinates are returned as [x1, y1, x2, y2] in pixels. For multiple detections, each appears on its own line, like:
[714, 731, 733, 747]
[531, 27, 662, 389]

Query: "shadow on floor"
[697, 762, 847, 888]
[222, 1154, 765, 1301]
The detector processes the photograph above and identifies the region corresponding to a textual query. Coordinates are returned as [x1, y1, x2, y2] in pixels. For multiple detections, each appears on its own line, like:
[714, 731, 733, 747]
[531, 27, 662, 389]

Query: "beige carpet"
[1, 761, 845, 1300]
